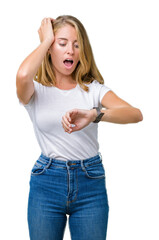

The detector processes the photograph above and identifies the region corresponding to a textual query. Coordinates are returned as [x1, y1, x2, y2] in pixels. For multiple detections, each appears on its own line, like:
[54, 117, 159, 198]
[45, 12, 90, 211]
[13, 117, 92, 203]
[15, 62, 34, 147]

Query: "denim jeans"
[28, 153, 109, 240]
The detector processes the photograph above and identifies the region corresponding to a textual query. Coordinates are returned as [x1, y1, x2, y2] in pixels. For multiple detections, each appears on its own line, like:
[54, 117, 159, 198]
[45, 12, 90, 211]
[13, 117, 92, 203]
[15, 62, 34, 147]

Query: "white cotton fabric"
[19, 79, 111, 161]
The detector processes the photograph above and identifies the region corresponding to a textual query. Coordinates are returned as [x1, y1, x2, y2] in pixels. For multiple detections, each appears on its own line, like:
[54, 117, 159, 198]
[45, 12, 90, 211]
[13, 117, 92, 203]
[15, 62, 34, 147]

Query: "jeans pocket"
[31, 158, 52, 176]
[84, 160, 105, 179]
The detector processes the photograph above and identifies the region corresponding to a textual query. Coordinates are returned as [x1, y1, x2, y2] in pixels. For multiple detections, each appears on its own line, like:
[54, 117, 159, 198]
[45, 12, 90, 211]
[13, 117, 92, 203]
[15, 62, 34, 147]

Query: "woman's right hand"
[38, 17, 55, 46]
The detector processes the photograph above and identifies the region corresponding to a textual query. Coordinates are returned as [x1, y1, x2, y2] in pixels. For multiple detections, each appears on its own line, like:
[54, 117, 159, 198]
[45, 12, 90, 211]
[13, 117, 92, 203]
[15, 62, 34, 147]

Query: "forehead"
[55, 24, 77, 39]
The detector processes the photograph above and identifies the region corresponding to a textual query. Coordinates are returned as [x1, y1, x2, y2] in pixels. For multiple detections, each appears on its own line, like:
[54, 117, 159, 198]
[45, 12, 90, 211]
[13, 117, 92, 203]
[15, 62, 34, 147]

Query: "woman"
[16, 15, 143, 240]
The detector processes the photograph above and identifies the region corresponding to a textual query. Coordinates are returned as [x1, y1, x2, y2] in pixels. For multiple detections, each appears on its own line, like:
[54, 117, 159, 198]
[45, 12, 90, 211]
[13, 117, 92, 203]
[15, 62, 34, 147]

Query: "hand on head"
[38, 17, 55, 46]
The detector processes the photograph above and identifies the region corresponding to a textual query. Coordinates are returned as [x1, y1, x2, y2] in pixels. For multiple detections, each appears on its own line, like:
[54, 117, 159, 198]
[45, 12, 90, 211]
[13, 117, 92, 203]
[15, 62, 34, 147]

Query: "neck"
[54, 71, 76, 87]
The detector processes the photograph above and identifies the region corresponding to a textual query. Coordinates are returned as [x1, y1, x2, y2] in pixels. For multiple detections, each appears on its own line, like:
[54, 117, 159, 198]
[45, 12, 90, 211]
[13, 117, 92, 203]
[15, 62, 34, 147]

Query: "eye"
[74, 44, 79, 48]
[59, 43, 66, 47]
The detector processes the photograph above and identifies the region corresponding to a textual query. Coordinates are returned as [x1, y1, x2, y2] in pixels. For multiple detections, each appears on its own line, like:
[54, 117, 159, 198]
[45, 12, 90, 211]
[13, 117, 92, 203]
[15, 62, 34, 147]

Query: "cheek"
[51, 50, 63, 67]
[75, 50, 80, 61]
[51, 45, 64, 60]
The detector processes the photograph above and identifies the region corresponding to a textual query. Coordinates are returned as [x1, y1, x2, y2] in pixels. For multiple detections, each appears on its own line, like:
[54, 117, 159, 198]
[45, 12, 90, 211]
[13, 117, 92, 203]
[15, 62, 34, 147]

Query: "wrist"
[91, 107, 105, 123]
[42, 38, 53, 48]
[90, 109, 98, 122]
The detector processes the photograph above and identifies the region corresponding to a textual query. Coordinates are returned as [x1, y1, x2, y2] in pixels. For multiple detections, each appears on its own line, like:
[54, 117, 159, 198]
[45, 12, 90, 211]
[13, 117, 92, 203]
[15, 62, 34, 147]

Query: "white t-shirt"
[19, 79, 111, 161]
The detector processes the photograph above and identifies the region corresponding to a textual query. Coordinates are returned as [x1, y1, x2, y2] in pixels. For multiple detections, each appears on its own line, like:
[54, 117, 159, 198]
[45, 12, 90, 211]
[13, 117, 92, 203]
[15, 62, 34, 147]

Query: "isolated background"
[0, 0, 159, 239]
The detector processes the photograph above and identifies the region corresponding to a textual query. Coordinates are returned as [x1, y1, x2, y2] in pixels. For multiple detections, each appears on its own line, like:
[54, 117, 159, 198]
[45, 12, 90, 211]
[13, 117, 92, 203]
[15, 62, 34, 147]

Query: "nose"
[67, 43, 74, 55]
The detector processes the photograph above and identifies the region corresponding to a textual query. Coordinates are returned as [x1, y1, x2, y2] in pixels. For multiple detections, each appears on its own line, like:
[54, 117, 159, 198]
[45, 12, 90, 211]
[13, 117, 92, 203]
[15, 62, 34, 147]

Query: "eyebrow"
[57, 38, 78, 42]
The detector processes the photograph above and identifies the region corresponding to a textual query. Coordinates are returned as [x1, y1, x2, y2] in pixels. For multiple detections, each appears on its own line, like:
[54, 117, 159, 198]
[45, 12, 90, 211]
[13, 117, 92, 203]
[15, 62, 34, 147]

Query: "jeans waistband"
[39, 152, 103, 168]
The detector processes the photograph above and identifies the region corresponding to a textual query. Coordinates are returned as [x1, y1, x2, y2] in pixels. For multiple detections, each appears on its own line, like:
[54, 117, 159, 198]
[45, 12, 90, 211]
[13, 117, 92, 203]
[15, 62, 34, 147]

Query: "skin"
[49, 24, 80, 88]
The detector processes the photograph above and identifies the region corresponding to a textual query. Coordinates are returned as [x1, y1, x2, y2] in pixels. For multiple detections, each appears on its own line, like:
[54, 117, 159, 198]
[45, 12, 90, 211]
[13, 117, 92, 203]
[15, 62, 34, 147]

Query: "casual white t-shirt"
[19, 79, 111, 161]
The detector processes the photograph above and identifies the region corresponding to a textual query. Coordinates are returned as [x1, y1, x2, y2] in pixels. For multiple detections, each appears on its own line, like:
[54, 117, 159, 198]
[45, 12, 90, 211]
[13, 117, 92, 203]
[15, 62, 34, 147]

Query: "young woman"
[16, 15, 143, 240]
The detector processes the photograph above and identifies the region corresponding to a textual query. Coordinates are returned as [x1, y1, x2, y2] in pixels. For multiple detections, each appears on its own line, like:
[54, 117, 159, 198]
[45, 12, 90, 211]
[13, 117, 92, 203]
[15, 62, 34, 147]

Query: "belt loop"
[98, 151, 102, 161]
[80, 159, 86, 172]
[46, 157, 53, 169]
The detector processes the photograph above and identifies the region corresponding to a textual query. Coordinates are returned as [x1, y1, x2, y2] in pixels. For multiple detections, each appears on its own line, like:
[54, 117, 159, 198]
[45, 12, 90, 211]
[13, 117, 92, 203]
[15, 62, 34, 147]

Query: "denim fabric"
[28, 153, 109, 240]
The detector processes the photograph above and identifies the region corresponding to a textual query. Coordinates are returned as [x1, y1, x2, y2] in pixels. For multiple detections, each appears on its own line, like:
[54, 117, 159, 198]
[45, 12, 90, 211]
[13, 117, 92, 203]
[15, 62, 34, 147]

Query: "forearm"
[101, 107, 143, 124]
[16, 40, 51, 82]
[90, 107, 143, 124]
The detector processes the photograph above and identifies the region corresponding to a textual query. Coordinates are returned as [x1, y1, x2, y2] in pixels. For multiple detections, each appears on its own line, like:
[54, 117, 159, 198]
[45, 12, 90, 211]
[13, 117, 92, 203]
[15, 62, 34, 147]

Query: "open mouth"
[63, 59, 74, 68]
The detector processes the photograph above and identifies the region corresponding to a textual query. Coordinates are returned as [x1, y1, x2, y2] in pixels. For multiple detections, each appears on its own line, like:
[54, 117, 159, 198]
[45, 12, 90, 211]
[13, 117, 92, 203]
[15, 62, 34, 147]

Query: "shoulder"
[33, 80, 51, 92]
[91, 79, 102, 85]
[85, 79, 108, 91]
[33, 79, 44, 88]
[87, 79, 111, 103]
[84, 79, 102, 88]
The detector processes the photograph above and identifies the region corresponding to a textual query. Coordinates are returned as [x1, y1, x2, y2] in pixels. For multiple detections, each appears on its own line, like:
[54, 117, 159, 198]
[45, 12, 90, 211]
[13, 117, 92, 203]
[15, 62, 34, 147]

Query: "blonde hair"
[34, 15, 104, 92]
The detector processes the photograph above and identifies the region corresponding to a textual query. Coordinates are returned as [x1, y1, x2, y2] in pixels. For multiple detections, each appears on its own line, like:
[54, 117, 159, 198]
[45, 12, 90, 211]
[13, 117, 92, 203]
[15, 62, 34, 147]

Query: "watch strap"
[92, 107, 104, 123]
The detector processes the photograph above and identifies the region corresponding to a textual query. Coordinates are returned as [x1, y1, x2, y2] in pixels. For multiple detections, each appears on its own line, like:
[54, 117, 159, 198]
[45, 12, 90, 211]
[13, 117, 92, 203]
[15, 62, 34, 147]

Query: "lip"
[63, 59, 74, 69]
[63, 58, 74, 62]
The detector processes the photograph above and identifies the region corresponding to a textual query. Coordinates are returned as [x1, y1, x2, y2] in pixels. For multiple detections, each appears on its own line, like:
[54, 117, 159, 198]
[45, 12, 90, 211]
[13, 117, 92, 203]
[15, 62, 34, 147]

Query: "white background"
[0, 0, 159, 239]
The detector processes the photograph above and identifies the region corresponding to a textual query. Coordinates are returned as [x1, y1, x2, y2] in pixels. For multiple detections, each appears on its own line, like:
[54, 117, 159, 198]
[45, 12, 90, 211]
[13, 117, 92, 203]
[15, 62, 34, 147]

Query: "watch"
[92, 107, 104, 123]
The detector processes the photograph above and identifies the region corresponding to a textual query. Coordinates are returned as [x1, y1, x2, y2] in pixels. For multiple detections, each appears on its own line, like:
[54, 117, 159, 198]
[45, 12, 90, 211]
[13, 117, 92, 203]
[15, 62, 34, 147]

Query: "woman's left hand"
[61, 109, 96, 133]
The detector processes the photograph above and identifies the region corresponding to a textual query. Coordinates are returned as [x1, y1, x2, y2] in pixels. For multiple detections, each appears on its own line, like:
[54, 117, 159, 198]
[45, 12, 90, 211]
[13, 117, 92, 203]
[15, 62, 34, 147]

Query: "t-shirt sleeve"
[92, 80, 111, 108]
[99, 84, 111, 104]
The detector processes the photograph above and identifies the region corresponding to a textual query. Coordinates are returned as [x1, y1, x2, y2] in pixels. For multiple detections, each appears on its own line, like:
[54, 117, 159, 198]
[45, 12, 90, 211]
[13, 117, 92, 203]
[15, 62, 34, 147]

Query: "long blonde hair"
[34, 15, 104, 92]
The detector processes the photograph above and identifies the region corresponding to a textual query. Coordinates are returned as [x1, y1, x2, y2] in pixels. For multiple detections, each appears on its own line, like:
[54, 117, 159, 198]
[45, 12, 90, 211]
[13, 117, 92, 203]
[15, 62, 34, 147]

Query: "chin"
[63, 67, 77, 76]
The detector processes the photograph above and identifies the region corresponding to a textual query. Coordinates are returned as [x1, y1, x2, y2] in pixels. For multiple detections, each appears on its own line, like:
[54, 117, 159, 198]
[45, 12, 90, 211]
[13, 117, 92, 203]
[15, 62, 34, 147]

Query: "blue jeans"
[28, 153, 109, 240]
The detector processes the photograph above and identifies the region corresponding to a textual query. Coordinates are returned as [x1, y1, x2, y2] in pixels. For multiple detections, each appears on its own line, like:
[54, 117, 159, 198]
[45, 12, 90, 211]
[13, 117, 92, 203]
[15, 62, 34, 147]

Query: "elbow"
[16, 70, 30, 88]
[16, 70, 28, 82]
[135, 108, 143, 123]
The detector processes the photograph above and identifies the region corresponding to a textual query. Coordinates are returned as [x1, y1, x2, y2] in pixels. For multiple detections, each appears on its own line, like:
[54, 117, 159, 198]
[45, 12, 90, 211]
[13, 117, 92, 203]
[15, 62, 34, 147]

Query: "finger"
[63, 115, 71, 128]
[62, 117, 71, 132]
[66, 112, 71, 122]
[70, 109, 78, 119]
[41, 18, 49, 25]
[41, 18, 46, 24]
[63, 122, 72, 134]
[63, 120, 70, 131]
[49, 17, 55, 22]
[61, 121, 68, 132]
[67, 109, 78, 121]
[64, 120, 73, 134]
[69, 124, 79, 133]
